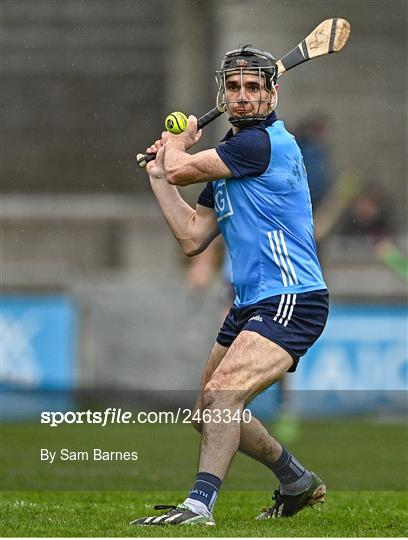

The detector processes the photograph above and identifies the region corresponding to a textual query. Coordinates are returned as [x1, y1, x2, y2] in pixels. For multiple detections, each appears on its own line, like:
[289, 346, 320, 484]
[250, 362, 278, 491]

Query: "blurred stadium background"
[1, 0, 407, 434]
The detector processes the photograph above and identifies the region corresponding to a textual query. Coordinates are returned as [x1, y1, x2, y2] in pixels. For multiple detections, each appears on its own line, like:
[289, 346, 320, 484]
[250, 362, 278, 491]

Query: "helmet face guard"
[215, 46, 278, 128]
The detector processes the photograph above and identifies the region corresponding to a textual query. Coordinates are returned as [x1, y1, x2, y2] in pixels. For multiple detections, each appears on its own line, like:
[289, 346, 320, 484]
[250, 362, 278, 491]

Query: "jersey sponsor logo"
[214, 180, 234, 222]
[267, 230, 299, 287]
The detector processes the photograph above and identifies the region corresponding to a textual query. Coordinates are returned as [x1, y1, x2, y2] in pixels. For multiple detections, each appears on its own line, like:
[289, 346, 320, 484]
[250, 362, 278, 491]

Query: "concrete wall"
[2, 0, 168, 192]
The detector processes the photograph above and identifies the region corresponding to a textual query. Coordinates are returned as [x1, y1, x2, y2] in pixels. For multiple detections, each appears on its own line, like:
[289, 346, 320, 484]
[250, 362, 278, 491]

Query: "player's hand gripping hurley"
[136, 17, 351, 168]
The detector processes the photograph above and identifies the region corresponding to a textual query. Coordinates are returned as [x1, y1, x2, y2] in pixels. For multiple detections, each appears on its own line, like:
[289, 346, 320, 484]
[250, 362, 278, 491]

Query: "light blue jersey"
[203, 118, 326, 308]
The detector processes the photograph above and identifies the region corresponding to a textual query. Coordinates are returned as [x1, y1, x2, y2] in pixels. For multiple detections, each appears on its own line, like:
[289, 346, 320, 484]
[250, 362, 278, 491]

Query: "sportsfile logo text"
[40, 408, 253, 427]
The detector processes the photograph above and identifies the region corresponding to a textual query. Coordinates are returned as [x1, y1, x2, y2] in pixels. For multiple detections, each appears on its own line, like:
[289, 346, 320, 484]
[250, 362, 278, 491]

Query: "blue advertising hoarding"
[1, 295, 77, 389]
[1, 295, 78, 419]
[292, 305, 407, 391]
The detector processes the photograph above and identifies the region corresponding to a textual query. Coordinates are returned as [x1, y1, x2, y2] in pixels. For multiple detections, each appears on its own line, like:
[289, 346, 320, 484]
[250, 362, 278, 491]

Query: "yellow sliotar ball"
[165, 111, 188, 134]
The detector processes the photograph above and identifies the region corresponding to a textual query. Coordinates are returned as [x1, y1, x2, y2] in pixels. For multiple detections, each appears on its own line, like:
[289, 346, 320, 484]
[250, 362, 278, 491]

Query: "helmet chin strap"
[269, 82, 278, 111]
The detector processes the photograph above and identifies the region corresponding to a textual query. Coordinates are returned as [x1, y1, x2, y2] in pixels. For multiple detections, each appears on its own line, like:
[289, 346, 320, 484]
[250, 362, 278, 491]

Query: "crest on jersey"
[214, 180, 234, 222]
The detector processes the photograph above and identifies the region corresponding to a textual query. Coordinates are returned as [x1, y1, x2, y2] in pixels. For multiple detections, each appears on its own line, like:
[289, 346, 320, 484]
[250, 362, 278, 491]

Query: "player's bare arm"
[146, 140, 220, 256]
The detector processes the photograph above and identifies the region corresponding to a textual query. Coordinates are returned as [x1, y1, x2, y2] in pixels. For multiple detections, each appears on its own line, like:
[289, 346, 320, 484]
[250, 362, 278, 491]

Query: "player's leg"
[198, 330, 292, 478]
[130, 336, 302, 526]
[192, 340, 283, 465]
[192, 300, 292, 466]
[191, 341, 228, 424]
[187, 330, 324, 519]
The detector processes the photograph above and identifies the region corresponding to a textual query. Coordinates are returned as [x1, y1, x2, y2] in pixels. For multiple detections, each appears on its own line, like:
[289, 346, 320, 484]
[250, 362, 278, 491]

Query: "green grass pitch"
[1, 418, 407, 536]
[1, 490, 407, 537]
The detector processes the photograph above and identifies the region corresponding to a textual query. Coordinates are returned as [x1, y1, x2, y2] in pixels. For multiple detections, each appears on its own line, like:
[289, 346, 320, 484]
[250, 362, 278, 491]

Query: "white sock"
[183, 497, 212, 517]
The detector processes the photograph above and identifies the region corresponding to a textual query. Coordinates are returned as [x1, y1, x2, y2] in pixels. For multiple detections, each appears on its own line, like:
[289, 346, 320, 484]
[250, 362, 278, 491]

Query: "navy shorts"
[216, 289, 329, 372]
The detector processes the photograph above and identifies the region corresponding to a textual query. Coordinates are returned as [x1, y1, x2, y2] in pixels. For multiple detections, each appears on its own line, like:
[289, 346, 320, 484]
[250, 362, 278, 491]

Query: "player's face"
[224, 71, 273, 118]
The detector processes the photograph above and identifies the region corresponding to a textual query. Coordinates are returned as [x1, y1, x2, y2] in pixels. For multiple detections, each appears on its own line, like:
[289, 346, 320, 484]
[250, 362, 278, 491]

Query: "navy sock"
[187, 472, 222, 512]
[268, 447, 312, 494]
